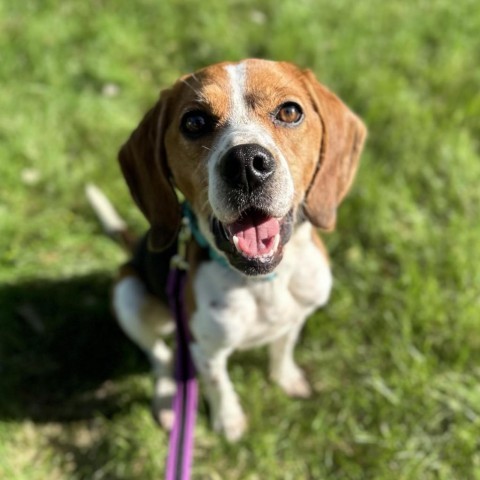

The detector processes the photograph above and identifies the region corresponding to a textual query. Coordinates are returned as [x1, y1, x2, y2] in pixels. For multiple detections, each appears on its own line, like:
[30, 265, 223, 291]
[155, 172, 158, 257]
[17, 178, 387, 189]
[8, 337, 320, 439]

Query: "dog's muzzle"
[210, 143, 294, 275]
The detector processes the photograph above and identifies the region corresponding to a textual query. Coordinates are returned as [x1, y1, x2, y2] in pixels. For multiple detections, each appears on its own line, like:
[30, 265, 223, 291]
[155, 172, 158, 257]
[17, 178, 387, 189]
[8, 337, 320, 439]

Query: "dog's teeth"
[233, 235, 240, 251]
[273, 233, 280, 252]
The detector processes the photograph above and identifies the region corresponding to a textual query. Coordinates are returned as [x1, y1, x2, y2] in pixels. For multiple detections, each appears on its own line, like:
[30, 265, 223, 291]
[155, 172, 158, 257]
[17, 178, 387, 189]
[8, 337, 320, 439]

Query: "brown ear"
[118, 89, 181, 251]
[302, 70, 367, 230]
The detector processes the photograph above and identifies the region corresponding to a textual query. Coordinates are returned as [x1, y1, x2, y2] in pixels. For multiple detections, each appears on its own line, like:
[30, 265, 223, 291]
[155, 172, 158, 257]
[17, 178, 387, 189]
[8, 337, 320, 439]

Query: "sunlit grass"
[1, 0, 480, 478]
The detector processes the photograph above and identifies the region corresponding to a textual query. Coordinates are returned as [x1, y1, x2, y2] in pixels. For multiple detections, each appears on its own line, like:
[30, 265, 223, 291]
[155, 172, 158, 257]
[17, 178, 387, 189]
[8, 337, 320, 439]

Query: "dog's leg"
[113, 274, 176, 430]
[269, 321, 312, 398]
[190, 343, 247, 442]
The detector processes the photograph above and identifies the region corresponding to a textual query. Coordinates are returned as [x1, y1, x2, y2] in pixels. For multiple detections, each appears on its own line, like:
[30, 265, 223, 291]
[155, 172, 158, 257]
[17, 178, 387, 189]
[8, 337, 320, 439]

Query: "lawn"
[1, 0, 480, 478]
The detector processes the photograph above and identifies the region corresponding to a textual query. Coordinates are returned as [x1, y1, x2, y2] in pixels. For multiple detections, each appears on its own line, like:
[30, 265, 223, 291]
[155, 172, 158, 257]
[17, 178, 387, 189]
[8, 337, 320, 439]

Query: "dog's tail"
[85, 183, 137, 253]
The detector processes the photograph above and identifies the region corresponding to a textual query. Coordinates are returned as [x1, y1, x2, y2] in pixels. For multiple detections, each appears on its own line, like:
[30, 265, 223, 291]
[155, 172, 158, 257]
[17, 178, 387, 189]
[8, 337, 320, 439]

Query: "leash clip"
[170, 216, 191, 271]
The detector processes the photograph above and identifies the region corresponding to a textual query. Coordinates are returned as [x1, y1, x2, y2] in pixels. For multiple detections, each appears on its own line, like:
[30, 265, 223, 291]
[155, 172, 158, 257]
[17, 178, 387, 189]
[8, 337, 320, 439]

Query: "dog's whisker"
[181, 77, 201, 96]
[192, 161, 206, 178]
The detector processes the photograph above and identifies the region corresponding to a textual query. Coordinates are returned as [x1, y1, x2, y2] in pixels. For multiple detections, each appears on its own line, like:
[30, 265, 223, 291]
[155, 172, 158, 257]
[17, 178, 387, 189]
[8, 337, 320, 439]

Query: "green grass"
[1, 0, 480, 478]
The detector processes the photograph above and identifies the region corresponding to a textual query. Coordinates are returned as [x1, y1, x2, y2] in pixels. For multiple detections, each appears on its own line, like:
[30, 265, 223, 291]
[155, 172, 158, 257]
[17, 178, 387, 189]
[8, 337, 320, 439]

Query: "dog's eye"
[275, 102, 303, 125]
[181, 111, 214, 138]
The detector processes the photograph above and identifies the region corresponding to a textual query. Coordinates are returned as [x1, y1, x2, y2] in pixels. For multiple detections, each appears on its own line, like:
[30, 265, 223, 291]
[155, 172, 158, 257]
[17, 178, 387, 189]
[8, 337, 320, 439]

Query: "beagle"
[96, 59, 366, 441]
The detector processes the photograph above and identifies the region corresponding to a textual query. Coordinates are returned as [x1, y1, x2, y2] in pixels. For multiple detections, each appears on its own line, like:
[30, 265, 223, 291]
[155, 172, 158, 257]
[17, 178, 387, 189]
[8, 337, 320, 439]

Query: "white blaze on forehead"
[220, 62, 291, 166]
[221, 62, 278, 149]
[224, 62, 249, 124]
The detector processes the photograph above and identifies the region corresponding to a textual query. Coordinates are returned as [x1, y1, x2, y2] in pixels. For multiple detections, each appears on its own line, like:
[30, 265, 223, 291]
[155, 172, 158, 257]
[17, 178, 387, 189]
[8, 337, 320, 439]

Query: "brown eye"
[275, 102, 303, 125]
[181, 110, 214, 138]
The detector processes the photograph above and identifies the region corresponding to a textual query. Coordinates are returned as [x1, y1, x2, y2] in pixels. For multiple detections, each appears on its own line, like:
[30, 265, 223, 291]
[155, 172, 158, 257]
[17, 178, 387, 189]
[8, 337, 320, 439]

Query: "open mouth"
[211, 208, 293, 275]
[228, 211, 281, 261]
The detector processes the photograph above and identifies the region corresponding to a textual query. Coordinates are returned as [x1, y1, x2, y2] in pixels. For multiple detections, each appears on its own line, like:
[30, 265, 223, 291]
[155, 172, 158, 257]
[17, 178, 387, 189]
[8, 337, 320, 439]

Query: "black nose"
[219, 144, 276, 191]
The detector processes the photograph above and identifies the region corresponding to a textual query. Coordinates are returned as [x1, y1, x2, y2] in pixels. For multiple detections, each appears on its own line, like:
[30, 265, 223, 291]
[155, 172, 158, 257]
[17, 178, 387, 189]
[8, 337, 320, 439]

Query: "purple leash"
[165, 221, 198, 480]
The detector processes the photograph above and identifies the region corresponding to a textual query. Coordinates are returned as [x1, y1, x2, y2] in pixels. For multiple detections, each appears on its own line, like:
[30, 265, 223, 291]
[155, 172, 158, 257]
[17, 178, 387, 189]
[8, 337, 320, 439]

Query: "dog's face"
[119, 59, 366, 276]
[164, 61, 323, 275]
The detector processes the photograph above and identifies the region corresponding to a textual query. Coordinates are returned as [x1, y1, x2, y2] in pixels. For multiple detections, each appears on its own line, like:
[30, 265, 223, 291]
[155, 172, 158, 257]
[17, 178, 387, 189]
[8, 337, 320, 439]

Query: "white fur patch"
[191, 222, 331, 352]
[113, 276, 176, 430]
[225, 63, 249, 125]
[113, 276, 173, 351]
[187, 222, 331, 439]
[113, 277, 154, 348]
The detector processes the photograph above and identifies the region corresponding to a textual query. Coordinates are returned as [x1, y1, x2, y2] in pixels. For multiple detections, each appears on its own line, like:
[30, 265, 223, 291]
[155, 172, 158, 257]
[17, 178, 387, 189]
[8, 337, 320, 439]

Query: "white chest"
[191, 223, 332, 351]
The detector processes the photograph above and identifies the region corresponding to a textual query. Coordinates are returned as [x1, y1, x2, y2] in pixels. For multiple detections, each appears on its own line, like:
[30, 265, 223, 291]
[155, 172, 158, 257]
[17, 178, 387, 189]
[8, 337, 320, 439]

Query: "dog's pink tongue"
[229, 213, 280, 257]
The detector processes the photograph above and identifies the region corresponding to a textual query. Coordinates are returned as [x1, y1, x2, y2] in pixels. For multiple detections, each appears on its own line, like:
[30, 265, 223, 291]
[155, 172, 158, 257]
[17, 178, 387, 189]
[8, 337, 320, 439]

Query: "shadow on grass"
[0, 272, 149, 423]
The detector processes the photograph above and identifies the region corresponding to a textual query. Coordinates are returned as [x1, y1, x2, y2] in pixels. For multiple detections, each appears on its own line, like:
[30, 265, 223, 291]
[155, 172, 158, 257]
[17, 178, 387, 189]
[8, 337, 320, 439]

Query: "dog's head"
[119, 59, 366, 276]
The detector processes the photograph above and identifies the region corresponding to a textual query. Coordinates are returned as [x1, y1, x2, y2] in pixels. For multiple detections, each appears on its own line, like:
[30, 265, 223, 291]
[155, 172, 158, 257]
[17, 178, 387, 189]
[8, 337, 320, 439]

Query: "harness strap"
[165, 267, 198, 480]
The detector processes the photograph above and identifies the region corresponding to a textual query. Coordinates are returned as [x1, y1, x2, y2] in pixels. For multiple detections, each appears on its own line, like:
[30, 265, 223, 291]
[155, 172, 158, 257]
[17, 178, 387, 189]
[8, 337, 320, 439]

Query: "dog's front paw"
[273, 367, 312, 398]
[213, 408, 248, 442]
[152, 402, 175, 431]
[151, 376, 176, 431]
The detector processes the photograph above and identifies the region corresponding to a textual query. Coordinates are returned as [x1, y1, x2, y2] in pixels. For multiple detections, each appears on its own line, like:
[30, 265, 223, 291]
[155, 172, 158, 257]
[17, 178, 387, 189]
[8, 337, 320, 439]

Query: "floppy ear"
[302, 70, 367, 230]
[118, 89, 181, 251]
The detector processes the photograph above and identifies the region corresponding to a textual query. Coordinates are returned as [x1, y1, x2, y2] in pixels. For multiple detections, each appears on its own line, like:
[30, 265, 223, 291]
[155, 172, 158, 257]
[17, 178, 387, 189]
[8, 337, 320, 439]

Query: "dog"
[88, 59, 366, 441]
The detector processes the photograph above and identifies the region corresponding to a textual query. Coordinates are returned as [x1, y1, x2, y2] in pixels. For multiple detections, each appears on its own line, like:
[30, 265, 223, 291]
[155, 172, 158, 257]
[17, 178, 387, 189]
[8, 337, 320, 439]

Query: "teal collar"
[182, 202, 276, 281]
[182, 203, 230, 268]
